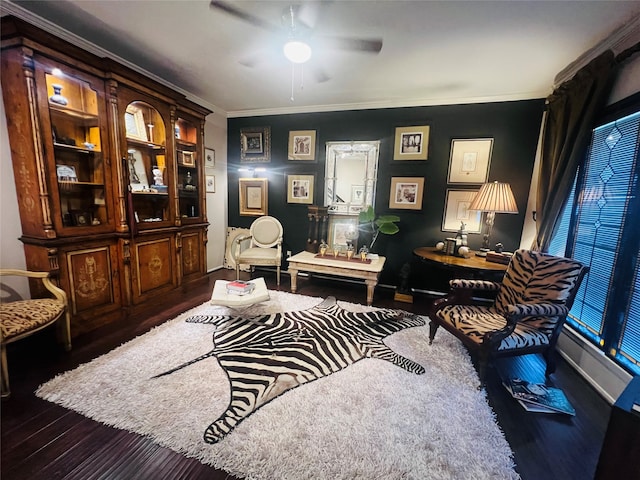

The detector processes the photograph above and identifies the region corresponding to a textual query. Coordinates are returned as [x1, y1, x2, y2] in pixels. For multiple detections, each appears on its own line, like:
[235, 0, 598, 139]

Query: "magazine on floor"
[503, 377, 576, 415]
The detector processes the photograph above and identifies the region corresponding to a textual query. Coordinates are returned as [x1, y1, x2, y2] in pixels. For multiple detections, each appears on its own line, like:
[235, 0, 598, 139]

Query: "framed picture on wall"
[288, 130, 317, 161]
[447, 138, 493, 184]
[239, 177, 268, 216]
[287, 174, 314, 204]
[124, 105, 147, 141]
[205, 148, 215, 169]
[206, 175, 215, 193]
[393, 125, 430, 160]
[240, 126, 271, 163]
[442, 189, 482, 233]
[328, 215, 359, 250]
[389, 177, 425, 210]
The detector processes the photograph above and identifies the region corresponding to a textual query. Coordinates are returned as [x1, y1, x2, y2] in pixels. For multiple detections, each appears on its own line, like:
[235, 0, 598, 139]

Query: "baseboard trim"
[557, 326, 632, 405]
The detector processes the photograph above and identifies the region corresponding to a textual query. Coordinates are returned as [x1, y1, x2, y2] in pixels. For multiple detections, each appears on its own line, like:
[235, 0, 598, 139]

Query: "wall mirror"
[324, 141, 380, 215]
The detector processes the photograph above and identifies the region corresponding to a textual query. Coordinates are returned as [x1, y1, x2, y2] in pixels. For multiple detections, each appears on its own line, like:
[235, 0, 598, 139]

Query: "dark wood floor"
[1, 268, 611, 480]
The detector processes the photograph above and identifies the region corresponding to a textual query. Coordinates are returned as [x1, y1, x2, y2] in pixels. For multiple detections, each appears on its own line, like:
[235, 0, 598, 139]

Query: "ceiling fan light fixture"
[283, 40, 312, 64]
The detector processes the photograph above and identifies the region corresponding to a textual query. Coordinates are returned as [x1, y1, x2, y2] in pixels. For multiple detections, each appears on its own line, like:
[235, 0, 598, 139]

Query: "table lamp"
[468, 181, 518, 256]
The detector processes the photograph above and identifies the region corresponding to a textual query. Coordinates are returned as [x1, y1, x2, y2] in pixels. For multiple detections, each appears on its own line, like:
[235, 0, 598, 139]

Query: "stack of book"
[226, 280, 255, 296]
[503, 377, 576, 415]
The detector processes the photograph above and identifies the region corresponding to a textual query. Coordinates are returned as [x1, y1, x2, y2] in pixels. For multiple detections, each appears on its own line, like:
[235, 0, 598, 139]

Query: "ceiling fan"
[209, 0, 383, 82]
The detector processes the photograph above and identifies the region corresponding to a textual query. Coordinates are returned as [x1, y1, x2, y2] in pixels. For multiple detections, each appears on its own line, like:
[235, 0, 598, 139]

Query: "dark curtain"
[533, 50, 615, 251]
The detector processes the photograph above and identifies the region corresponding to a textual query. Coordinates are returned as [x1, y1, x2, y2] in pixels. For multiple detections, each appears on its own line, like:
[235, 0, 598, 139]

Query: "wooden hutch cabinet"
[1, 16, 211, 335]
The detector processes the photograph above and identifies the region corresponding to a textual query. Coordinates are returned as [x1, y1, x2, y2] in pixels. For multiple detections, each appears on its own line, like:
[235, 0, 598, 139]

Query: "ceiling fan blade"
[321, 36, 383, 53]
[210, 0, 280, 33]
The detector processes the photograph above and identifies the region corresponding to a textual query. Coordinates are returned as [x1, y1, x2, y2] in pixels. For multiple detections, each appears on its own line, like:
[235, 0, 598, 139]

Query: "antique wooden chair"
[428, 249, 588, 387]
[234, 216, 284, 286]
[1, 269, 72, 398]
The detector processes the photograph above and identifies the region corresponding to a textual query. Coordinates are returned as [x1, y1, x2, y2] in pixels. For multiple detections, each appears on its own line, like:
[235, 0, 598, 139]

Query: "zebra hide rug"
[37, 290, 518, 480]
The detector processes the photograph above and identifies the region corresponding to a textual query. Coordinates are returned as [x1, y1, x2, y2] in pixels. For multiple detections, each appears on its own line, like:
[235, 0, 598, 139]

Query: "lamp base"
[475, 248, 490, 257]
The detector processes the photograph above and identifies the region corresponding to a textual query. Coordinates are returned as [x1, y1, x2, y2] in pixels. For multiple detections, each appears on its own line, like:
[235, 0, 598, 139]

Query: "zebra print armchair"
[428, 249, 588, 387]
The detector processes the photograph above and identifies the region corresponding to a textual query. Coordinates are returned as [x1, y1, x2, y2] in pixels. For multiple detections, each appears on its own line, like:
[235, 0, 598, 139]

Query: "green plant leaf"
[378, 223, 400, 235]
[376, 215, 400, 224]
[358, 206, 375, 223]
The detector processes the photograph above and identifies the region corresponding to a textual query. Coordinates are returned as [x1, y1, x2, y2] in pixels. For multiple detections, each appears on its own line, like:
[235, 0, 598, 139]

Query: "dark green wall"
[227, 99, 544, 286]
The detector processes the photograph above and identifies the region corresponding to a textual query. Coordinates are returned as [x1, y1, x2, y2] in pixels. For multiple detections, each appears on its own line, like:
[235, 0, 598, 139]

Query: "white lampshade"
[469, 181, 519, 213]
[283, 40, 312, 64]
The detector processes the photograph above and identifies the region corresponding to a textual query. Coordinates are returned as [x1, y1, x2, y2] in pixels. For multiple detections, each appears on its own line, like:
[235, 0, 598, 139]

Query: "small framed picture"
[393, 125, 430, 160]
[178, 150, 195, 167]
[205, 148, 215, 169]
[71, 210, 92, 226]
[328, 215, 359, 249]
[124, 105, 148, 142]
[448, 138, 493, 184]
[351, 185, 365, 205]
[442, 189, 482, 233]
[287, 174, 314, 204]
[288, 130, 317, 161]
[240, 127, 271, 163]
[389, 177, 425, 210]
[56, 164, 77, 182]
[206, 175, 216, 193]
[239, 177, 268, 216]
[127, 149, 149, 192]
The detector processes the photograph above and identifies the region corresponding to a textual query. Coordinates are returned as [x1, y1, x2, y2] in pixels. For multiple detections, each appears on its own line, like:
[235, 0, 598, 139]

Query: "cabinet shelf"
[176, 139, 196, 148]
[131, 191, 169, 196]
[54, 142, 101, 154]
[49, 104, 99, 124]
[58, 181, 105, 187]
[126, 137, 165, 150]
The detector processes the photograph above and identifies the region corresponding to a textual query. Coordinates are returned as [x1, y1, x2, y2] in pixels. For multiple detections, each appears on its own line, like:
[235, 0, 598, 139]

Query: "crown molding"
[554, 13, 640, 87]
[226, 91, 548, 118]
[1, 1, 224, 116]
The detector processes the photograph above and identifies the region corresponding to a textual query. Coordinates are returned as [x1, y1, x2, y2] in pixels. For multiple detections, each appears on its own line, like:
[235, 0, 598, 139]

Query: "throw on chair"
[428, 249, 588, 387]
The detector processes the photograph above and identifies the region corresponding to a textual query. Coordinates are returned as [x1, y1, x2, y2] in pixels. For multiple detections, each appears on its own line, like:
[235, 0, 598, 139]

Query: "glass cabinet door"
[44, 68, 111, 232]
[124, 101, 170, 227]
[175, 116, 200, 221]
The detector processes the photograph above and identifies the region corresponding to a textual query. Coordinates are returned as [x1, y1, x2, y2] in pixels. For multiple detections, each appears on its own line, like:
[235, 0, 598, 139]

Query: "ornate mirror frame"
[324, 141, 380, 215]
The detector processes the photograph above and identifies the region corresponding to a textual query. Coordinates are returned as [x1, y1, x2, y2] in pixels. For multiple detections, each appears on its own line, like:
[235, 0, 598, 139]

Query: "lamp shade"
[468, 181, 518, 213]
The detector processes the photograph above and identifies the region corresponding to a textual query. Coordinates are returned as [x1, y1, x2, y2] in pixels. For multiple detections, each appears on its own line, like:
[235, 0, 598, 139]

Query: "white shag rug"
[37, 290, 519, 480]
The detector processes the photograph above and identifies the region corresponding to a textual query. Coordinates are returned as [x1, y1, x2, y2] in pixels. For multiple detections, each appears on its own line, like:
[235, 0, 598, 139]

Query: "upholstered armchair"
[234, 216, 284, 286]
[1, 269, 72, 398]
[428, 249, 588, 387]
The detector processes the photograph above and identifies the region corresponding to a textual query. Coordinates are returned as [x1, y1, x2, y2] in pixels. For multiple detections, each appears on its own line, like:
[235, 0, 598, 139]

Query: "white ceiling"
[4, 1, 640, 117]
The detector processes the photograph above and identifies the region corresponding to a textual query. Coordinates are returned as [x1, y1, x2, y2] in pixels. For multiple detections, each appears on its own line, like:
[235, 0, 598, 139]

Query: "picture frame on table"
[328, 215, 359, 250]
[287, 174, 314, 204]
[206, 175, 216, 193]
[442, 189, 482, 233]
[389, 177, 425, 210]
[393, 125, 430, 160]
[127, 149, 149, 192]
[288, 130, 317, 161]
[447, 138, 493, 184]
[56, 164, 77, 182]
[124, 105, 147, 142]
[204, 148, 215, 169]
[239, 177, 268, 216]
[240, 126, 271, 163]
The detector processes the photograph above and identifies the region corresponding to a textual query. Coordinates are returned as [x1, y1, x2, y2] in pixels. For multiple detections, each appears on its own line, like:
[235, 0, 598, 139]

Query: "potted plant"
[358, 206, 400, 251]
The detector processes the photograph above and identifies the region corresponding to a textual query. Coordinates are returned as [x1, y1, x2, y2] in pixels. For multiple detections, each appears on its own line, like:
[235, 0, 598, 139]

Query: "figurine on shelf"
[49, 84, 68, 106]
[359, 245, 369, 261]
[319, 240, 328, 256]
[346, 244, 355, 260]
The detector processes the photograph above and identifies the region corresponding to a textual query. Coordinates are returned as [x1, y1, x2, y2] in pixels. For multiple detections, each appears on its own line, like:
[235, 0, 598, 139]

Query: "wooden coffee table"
[287, 251, 386, 306]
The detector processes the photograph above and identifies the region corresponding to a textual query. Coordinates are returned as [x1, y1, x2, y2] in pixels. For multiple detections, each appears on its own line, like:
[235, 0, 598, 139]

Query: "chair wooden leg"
[477, 351, 490, 389]
[1, 344, 10, 398]
[544, 349, 557, 377]
[428, 320, 439, 345]
[276, 266, 280, 286]
[61, 311, 72, 352]
[235, 263, 240, 280]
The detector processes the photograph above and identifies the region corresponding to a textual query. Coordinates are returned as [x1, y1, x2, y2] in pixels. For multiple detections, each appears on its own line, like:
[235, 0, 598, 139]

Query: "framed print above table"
[206, 175, 215, 193]
[124, 105, 147, 141]
[287, 174, 314, 204]
[288, 130, 317, 161]
[239, 177, 268, 216]
[393, 125, 430, 160]
[389, 177, 425, 210]
[442, 189, 482, 233]
[328, 215, 359, 249]
[447, 138, 493, 184]
[240, 126, 271, 163]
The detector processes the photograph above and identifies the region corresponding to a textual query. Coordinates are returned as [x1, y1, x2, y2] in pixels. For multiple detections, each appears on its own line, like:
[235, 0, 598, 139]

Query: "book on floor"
[226, 280, 255, 296]
[503, 378, 576, 415]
